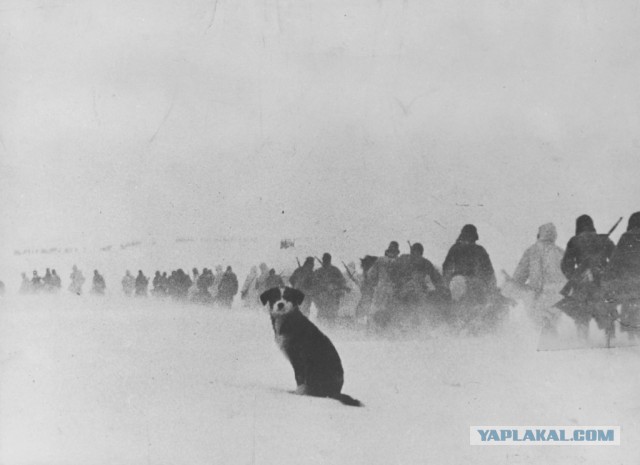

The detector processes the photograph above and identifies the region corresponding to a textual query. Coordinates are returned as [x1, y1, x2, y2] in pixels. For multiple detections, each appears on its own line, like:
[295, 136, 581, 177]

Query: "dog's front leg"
[288, 350, 307, 387]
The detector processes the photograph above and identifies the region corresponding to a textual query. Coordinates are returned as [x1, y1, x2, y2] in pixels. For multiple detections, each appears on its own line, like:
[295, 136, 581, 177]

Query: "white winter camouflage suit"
[512, 223, 566, 328]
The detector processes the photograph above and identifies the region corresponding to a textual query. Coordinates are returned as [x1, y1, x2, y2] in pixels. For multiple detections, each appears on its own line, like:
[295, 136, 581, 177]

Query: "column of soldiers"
[273, 211, 640, 340]
[133, 266, 240, 307]
[9, 210, 640, 342]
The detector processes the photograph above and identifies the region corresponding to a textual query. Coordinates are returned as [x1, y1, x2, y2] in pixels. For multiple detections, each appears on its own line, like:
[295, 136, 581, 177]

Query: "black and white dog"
[260, 286, 361, 407]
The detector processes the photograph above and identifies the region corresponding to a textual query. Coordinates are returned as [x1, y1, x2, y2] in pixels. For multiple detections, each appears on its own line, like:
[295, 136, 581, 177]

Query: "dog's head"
[260, 286, 305, 314]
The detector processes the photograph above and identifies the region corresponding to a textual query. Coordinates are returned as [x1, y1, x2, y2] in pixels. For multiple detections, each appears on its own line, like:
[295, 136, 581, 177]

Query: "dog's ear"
[285, 287, 305, 306]
[260, 287, 280, 307]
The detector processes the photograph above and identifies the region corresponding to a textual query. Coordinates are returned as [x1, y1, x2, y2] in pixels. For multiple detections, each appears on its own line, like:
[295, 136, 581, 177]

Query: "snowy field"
[1, 294, 639, 465]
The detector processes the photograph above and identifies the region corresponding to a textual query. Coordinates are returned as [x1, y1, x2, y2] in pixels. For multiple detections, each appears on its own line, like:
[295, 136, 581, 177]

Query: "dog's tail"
[334, 393, 363, 407]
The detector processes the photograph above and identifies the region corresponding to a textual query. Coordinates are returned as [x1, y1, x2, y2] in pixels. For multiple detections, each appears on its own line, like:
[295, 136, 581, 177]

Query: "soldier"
[312, 253, 348, 324]
[135, 270, 149, 297]
[69, 265, 85, 295]
[289, 257, 315, 316]
[603, 212, 640, 340]
[395, 242, 449, 327]
[254, 263, 271, 296]
[19, 272, 32, 294]
[442, 225, 506, 332]
[152, 271, 164, 296]
[368, 242, 401, 329]
[176, 269, 192, 299]
[511, 223, 565, 333]
[240, 266, 259, 308]
[339, 261, 361, 322]
[122, 270, 135, 296]
[560, 215, 616, 341]
[355, 255, 378, 322]
[217, 266, 239, 308]
[43, 268, 54, 292]
[188, 268, 200, 301]
[91, 270, 106, 295]
[31, 270, 43, 293]
[51, 269, 62, 290]
[196, 268, 214, 303]
[210, 265, 224, 301]
[264, 268, 285, 290]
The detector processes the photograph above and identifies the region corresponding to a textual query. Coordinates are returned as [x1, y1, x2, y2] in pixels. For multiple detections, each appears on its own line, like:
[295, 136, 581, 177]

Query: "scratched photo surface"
[1, 1, 639, 464]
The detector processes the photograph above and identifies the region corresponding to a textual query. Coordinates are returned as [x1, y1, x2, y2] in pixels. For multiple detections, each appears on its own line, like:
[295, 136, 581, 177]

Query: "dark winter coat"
[561, 232, 615, 288]
[313, 265, 347, 297]
[442, 235, 497, 306]
[135, 273, 149, 296]
[395, 253, 446, 304]
[603, 227, 640, 302]
[442, 242, 497, 289]
[218, 271, 239, 300]
[312, 264, 348, 319]
[289, 264, 315, 294]
[265, 272, 285, 290]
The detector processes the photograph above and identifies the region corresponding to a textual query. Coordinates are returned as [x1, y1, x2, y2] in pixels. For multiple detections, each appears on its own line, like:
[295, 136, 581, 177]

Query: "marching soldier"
[559, 215, 617, 341]
[603, 212, 640, 340]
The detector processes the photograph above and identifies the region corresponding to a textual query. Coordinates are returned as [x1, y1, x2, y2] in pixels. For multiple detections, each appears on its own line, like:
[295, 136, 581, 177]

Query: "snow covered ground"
[1, 293, 639, 465]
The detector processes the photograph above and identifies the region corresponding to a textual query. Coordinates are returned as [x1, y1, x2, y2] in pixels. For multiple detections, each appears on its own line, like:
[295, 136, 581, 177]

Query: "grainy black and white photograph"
[1, 0, 640, 463]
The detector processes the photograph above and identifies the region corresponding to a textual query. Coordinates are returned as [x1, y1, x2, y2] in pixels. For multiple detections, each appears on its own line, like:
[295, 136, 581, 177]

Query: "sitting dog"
[260, 286, 361, 406]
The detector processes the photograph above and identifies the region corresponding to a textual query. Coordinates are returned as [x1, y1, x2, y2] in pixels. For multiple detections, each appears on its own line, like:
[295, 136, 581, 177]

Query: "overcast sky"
[2, 0, 639, 265]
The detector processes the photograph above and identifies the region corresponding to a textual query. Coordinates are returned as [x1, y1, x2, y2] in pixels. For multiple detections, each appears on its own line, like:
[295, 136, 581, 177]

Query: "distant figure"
[603, 212, 640, 340]
[560, 215, 616, 340]
[175, 269, 192, 299]
[161, 272, 169, 294]
[69, 265, 86, 295]
[312, 253, 348, 324]
[122, 270, 135, 296]
[339, 261, 361, 321]
[395, 242, 449, 327]
[210, 265, 224, 301]
[91, 270, 106, 295]
[265, 268, 285, 291]
[196, 268, 214, 303]
[51, 269, 62, 290]
[240, 266, 259, 308]
[188, 268, 200, 301]
[152, 271, 165, 296]
[43, 268, 54, 292]
[217, 266, 239, 308]
[368, 242, 401, 329]
[355, 255, 378, 322]
[289, 257, 315, 316]
[135, 270, 149, 297]
[19, 272, 32, 294]
[31, 270, 43, 293]
[254, 263, 271, 296]
[512, 223, 565, 332]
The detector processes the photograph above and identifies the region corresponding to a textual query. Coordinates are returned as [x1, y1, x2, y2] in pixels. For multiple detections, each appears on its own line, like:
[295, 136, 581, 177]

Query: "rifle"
[314, 256, 323, 265]
[341, 261, 360, 289]
[296, 257, 301, 268]
[407, 240, 412, 250]
[559, 216, 623, 297]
